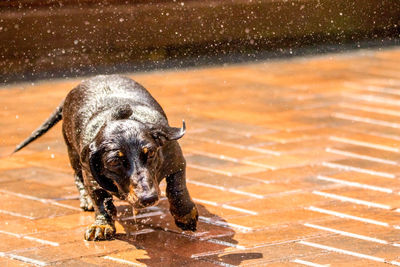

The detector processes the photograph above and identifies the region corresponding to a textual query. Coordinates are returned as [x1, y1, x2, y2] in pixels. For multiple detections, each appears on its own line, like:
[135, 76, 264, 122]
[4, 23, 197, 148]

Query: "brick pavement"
[1, 47, 400, 266]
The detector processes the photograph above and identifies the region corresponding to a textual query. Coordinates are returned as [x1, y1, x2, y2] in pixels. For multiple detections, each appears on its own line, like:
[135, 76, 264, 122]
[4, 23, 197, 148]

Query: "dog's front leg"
[83, 174, 117, 241]
[166, 169, 198, 231]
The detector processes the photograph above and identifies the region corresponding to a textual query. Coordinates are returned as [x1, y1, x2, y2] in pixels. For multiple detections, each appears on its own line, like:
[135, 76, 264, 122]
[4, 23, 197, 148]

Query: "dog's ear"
[83, 143, 119, 193]
[112, 104, 133, 120]
[151, 120, 186, 146]
[165, 120, 186, 140]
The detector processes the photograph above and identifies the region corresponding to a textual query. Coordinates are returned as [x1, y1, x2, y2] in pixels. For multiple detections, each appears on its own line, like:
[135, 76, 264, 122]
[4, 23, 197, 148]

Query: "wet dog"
[14, 75, 198, 240]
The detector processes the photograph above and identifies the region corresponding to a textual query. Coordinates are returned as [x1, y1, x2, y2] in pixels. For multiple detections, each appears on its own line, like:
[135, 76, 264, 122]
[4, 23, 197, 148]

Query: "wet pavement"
[1, 47, 400, 266]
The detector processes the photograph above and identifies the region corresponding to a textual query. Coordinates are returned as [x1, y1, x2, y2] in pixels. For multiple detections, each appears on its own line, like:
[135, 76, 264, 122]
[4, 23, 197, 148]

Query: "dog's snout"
[139, 193, 159, 207]
[129, 170, 160, 208]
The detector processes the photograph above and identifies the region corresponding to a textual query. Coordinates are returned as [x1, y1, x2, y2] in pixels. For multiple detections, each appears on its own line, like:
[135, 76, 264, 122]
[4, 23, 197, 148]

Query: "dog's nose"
[139, 194, 159, 207]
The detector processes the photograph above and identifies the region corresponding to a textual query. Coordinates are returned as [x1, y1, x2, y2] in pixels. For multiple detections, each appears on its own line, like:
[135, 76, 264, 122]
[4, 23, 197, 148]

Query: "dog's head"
[81, 105, 185, 209]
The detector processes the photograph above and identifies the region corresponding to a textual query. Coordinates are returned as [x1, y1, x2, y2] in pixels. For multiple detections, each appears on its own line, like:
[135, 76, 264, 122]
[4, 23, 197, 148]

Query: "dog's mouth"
[125, 191, 159, 209]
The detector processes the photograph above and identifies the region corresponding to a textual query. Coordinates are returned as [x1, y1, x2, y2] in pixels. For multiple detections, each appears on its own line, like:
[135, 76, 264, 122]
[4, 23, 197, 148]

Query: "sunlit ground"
[1, 46, 400, 265]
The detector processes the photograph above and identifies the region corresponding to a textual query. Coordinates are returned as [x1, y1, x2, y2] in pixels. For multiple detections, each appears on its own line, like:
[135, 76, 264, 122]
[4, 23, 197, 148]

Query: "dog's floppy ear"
[151, 120, 186, 146]
[112, 104, 133, 120]
[82, 143, 118, 193]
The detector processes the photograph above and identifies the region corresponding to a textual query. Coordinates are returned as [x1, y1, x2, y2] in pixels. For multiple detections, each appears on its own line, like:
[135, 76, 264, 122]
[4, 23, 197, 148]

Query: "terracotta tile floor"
[1, 47, 400, 266]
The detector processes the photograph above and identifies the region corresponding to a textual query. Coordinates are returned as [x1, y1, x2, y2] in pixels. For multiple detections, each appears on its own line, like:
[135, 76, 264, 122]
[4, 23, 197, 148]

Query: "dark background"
[1, 0, 399, 83]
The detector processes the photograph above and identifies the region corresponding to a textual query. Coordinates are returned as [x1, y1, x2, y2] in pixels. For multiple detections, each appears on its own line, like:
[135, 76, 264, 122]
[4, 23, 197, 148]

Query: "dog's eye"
[107, 159, 121, 167]
[148, 150, 155, 158]
[143, 147, 155, 158]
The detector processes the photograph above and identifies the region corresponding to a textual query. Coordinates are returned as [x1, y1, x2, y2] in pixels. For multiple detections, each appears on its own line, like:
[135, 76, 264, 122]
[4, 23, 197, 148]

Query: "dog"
[14, 75, 198, 241]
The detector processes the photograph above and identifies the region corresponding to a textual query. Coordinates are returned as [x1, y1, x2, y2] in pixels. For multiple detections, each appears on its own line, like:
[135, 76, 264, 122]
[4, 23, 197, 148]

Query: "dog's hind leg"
[63, 133, 94, 211]
[74, 170, 94, 211]
[71, 156, 94, 211]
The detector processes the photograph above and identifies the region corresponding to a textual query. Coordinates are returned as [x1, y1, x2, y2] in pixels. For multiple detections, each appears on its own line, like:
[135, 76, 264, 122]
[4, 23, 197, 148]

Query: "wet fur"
[15, 75, 198, 241]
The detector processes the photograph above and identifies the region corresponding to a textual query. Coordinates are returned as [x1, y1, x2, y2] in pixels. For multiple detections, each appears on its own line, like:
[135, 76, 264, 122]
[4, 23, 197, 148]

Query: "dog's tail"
[13, 100, 64, 153]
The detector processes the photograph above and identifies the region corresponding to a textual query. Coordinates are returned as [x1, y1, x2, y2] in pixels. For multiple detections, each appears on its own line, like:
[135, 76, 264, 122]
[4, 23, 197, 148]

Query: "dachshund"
[14, 75, 198, 241]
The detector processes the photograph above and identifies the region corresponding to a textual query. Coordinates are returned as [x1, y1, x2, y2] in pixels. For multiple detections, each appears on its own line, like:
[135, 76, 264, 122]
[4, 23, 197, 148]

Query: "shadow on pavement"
[115, 201, 262, 266]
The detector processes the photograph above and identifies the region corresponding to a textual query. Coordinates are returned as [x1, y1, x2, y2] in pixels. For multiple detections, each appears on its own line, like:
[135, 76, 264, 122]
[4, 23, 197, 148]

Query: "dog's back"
[62, 75, 168, 149]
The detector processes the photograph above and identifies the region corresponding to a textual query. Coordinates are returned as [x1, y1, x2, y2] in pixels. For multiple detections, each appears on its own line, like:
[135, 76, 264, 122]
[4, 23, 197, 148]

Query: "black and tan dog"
[14, 75, 198, 241]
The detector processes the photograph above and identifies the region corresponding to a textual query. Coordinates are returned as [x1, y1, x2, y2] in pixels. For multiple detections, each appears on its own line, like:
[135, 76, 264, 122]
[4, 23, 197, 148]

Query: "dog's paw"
[79, 194, 94, 211]
[84, 223, 115, 241]
[174, 206, 198, 232]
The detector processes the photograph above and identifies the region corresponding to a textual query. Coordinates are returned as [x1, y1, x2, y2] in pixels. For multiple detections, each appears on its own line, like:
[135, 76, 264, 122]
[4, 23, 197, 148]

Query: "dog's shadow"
[114, 199, 262, 266]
